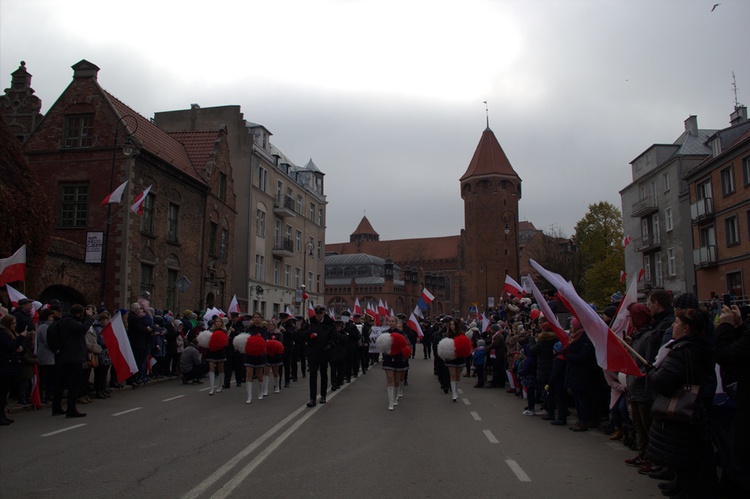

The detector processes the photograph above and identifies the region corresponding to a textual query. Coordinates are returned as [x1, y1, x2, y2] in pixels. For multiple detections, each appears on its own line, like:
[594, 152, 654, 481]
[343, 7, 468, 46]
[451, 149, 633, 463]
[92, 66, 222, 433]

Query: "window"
[255, 254, 265, 280]
[63, 114, 94, 148]
[220, 229, 228, 262]
[166, 269, 177, 311]
[273, 261, 280, 285]
[697, 180, 712, 200]
[721, 166, 735, 196]
[699, 225, 716, 248]
[59, 184, 88, 227]
[308, 236, 315, 257]
[209, 222, 218, 257]
[140, 194, 154, 235]
[218, 172, 227, 202]
[643, 255, 651, 282]
[317, 240, 322, 259]
[167, 203, 179, 243]
[316, 273, 321, 293]
[652, 213, 660, 244]
[276, 180, 283, 200]
[725, 216, 739, 245]
[139, 264, 153, 296]
[663, 172, 670, 192]
[654, 252, 663, 287]
[665, 207, 673, 232]
[274, 219, 282, 246]
[641, 218, 648, 241]
[743, 157, 750, 186]
[295, 230, 302, 252]
[296, 195, 303, 214]
[310, 202, 316, 220]
[308, 271, 313, 290]
[285, 264, 291, 287]
[258, 167, 268, 192]
[318, 208, 323, 226]
[727, 270, 743, 297]
[295, 268, 301, 288]
[256, 209, 266, 237]
[667, 248, 676, 276]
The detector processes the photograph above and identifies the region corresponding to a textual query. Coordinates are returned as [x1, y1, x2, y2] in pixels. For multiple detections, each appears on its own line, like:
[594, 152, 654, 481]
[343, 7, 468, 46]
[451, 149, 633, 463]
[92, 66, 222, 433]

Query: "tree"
[572, 201, 624, 306]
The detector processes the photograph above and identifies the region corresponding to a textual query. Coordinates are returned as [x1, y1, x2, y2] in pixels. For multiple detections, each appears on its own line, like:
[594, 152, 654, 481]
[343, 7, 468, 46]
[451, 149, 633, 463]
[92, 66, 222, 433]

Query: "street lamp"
[301, 240, 315, 313]
[100, 115, 138, 307]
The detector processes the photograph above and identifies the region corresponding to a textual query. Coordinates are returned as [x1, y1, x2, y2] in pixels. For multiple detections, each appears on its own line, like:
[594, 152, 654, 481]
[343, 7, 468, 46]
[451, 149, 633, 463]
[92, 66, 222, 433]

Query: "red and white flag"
[368, 303, 381, 326]
[526, 273, 568, 346]
[620, 270, 626, 284]
[100, 180, 129, 206]
[610, 272, 640, 338]
[480, 312, 490, 333]
[417, 288, 435, 310]
[227, 294, 240, 315]
[406, 312, 423, 338]
[130, 185, 152, 215]
[622, 235, 632, 248]
[0, 245, 26, 286]
[5, 283, 27, 308]
[502, 275, 524, 298]
[353, 298, 362, 317]
[101, 312, 139, 383]
[285, 306, 292, 317]
[307, 302, 315, 319]
[530, 259, 642, 377]
[30, 364, 42, 409]
[378, 299, 388, 317]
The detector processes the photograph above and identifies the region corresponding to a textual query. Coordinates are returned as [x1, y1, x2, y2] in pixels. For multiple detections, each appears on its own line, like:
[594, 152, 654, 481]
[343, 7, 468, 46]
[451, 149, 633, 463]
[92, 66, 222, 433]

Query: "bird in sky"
[711, 3, 720, 12]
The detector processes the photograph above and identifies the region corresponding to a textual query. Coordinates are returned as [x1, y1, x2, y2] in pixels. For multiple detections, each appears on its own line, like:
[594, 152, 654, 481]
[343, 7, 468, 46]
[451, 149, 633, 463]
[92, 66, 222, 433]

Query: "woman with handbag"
[1, 315, 27, 425]
[645, 309, 717, 498]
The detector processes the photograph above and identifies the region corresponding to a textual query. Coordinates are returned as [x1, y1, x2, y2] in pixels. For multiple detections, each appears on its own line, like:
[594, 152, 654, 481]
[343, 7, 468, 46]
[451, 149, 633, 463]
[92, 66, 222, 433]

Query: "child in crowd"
[472, 339, 487, 388]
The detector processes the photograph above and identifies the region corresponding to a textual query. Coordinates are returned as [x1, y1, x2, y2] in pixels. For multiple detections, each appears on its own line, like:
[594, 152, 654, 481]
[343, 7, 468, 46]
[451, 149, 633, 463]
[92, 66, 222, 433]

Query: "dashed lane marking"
[462, 398, 471, 405]
[163, 395, 186, 402]
[483, 430, 499, 443]
[470, 411, 482, 421]
[40, 424, 86, 437]
[505, 459, 531, 482]
[112, 407, 142, 417]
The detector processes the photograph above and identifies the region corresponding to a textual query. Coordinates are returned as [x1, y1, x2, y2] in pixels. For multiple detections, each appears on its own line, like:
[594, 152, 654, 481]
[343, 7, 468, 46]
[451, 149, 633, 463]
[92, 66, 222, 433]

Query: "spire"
[460, 128, 519, 181]
[349, 215, 379, 243]
[483, 100, 489, 129]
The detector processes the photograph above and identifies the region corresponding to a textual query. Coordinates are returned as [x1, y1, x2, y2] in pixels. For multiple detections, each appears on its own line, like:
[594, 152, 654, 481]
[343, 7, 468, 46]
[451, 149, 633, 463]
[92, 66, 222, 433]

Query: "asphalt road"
[0, 359, 659, 498]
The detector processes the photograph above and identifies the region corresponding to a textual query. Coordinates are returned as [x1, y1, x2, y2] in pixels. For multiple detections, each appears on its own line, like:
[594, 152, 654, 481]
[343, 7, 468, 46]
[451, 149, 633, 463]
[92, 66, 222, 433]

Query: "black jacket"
[305, 315, 335, 361]
[127, 313, 150, 352]
[56, 313, 94, 364]
[0, 325, 25, 376]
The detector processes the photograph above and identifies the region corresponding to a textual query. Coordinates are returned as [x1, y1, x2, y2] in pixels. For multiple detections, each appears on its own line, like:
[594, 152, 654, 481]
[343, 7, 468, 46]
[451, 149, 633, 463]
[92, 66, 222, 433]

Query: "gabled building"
[684, 105, 750, 302]
[620, 115, 717, 298]
[154, 105, 326, 318]
[1, 60, 235, 312]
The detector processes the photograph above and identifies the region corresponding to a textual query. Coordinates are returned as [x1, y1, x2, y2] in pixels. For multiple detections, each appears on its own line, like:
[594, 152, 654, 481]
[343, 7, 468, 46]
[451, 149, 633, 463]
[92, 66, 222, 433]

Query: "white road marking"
[40, 424, 86, 437]
[470, 411, 482, 421]
[462, 398, 471, 405]
[198, 387, 211, 392]
[483, 430, 499, 443]
[162, 395, 186, 402]
[506, 459, 531, 482]
[112, 407, 142, 417]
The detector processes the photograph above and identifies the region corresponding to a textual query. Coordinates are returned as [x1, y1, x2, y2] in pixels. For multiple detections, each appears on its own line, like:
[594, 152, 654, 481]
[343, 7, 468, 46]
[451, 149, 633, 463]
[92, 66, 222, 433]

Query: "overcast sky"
[2, 0, 748, 244]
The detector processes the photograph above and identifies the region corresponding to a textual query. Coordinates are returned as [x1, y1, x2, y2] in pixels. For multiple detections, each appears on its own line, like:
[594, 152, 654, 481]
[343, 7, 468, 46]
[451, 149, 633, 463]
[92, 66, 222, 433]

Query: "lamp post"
[100, 115, 137, 307]
[301, 240, 314, 313]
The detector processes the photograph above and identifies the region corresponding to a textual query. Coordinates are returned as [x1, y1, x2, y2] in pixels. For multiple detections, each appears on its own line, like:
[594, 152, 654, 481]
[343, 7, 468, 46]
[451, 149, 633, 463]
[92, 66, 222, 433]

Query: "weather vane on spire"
[483, 100, 489, 129]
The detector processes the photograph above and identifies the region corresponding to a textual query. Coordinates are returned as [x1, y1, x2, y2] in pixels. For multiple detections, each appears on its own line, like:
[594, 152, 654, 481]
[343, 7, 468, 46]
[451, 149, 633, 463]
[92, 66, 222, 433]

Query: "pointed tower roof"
[350, 216, 379, 242]
[460, 127, 518, 181]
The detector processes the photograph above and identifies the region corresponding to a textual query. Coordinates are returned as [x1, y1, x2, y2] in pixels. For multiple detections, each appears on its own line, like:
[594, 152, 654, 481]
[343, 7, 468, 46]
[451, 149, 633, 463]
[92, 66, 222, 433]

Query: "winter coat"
[328, 327, 347, 362]
[564, 332, 597, 391]
[531, 331, 558, 385]
[645, 335, 716, 468]
[55, 313, 94, 364]
[472, 346, 487, 366]
[627, 307, 675, 402]
[305, 315, 335, 361]
[486, 331, 507, 366]
[547, 355, 567, 389]
[35, 320, 56, 366]
[12, 308, 35, 334]
[0, 325, 25, 376]
[127, 313, 150, 352]
[180, 344, 203, 374]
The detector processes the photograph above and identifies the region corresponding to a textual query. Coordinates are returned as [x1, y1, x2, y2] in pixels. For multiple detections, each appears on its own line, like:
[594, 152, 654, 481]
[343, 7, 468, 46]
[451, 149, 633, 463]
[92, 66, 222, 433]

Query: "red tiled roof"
[460, 128, 519, 181]
[169, 130, 221, 174]
[327, 235, 460, 263]
[351, 215, 378, 238]
[102, 90, 205, 185]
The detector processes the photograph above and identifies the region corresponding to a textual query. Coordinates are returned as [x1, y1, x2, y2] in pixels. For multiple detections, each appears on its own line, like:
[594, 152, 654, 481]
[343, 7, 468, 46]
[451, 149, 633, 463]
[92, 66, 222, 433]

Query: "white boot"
[262, 377, 269, 396]
[258, 379, 264, 400]
[209, 372, 215, 395]
[245, 383, 252, 404]
[216, 376, 223, 393]
[451, 380, 458, 401]
[397, 386, 403, 398]
[387, 387, 394, 411]
[393, 386, 398, 406]
[274, 377, 280, 394]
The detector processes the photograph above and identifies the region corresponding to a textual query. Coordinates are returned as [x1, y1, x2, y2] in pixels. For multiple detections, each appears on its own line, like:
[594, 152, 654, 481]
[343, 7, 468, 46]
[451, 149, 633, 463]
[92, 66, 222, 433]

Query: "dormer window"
[64, 114, 94, 148]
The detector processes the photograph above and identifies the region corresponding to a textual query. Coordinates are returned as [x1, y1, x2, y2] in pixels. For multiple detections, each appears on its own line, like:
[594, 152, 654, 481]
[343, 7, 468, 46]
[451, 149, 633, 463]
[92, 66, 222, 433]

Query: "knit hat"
[673, 292, 699, 310]
[611, 291, 623, 303]
[628, 303, 651, 330]
[553, 341, 563, 353]
[490, 324, 500, 332]
[477, 339, 485, 347]
[602, 306, 618, 320]
[570, 318, 582, 331]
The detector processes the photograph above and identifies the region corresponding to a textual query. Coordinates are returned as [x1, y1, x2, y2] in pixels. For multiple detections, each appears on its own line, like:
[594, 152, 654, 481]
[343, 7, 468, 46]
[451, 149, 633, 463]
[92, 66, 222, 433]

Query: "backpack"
[46, 320, 63, 352]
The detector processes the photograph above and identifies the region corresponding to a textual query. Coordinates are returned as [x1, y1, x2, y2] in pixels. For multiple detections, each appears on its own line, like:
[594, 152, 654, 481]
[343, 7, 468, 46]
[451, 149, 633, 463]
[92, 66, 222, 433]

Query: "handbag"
[650, 348, 702, 424]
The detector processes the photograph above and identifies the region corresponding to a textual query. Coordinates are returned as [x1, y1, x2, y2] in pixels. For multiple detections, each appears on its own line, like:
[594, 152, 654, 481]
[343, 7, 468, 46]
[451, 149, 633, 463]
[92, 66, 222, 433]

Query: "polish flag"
[417, 288, 435, 310]
[378, 299, 388, 317]
[530, 260, 642, 376]
[101, 312, 139, 383]
[147, 355, 157, 374]
[285, 306, 292, 317]
[406, 312, 423, 338]
[502, 275, 524, 298]
[0, 245, 26, 286]
[622, 235, 632, 248]
[30, 364, 42, 409]
[329, 308, 335, 320]
[353, 298, 362, 317]
[480, 312, 490, 333]
[308, 302, 315, 318]
[227, 295, 240, 315]
[620, 270, 626, 284]
[5, 283, 27, 307]
[610, 269, 644, 338]
[100, 180, 129, 206]
[130, 185, 152, 215]
[526, 273, 568, 347]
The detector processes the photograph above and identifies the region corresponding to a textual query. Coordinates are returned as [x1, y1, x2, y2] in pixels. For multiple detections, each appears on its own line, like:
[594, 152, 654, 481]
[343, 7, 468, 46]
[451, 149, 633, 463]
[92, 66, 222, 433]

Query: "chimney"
[730, 105, 747, 126]
[71, 60, 100, 79]
[684, 115, 698, 136]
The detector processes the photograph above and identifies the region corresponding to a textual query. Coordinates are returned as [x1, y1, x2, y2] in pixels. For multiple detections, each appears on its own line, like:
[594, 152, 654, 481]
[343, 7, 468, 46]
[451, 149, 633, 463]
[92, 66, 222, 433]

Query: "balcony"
[272, 237, 295, 258]
[690, 198, 714, 223]
[273, 195, 296, 218]
[633, 234, 661, 253]
[631, 196, 659, 218]
[693, 245, 717, 268]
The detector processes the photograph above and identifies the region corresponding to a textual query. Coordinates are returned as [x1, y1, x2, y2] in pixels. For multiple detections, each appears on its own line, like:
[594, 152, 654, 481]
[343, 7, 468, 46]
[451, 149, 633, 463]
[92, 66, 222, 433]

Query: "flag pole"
[610, 330, 649, 366]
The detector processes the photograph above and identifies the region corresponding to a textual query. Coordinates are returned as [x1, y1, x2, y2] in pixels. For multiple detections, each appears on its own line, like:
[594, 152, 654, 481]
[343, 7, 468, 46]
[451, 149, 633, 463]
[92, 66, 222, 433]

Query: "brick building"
[1, 60, 235, 312]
